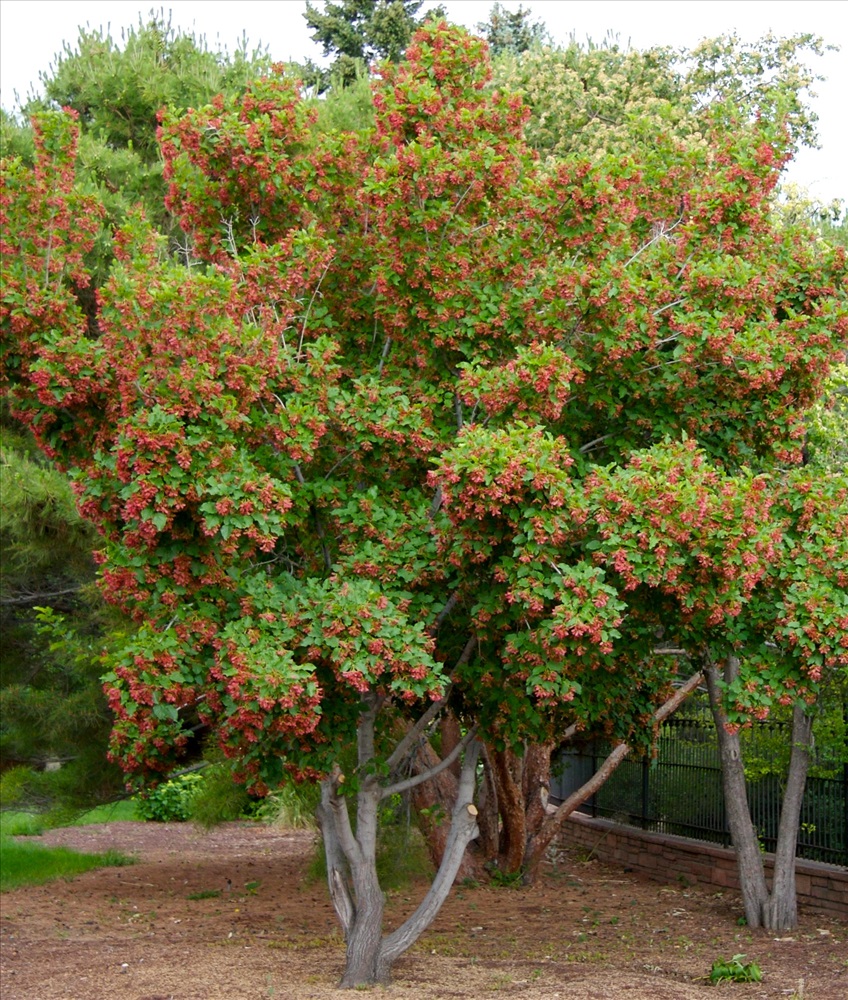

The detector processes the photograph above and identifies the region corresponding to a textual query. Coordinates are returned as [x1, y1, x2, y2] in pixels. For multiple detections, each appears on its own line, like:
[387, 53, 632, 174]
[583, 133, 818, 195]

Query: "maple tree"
[2, 21, 847, 984]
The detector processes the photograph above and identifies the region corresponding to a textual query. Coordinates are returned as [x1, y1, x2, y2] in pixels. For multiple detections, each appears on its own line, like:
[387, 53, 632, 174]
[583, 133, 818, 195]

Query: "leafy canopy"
[1, 22, 846, 792]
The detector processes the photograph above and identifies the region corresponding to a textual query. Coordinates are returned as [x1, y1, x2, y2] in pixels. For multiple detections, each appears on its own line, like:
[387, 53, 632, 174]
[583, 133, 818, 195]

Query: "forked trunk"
[317, 691, 483, 988]
[486, 741, 554, 875]
[706, 657, 812, 931]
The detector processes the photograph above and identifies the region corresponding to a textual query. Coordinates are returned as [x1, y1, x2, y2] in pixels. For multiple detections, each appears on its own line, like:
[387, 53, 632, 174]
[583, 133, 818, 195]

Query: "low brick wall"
[558, 811, 847, 921]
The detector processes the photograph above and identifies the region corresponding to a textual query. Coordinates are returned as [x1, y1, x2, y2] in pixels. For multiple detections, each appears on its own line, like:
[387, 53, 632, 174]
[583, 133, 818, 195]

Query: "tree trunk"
[484, 740, 554, 875]
[706, 657, 770, 927]
[523, 670, 704, 882]
[475, 744, 500, 862]
[318, 691, 483, 987]
[317, 691, 389, 987]
[490, 746, 527, 874]
[522, 741, 554, 841]
[340, 854, 387, 987]
[318, 773, 391, 986]
[764, 703, 812, 931]
[706, 657, 813, 931]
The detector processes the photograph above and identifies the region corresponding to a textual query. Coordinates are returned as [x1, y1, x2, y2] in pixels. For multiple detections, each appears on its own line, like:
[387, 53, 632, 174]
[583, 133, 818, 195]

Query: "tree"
[692, 188, 848, 931]
[475, 3, 550, 57]
[2, 21, 846, 985]
[579, 450, 847, 930]
[303, 0, 444, 87]
[464, 27, 842, 885]
[16, 12, 271, 268]
[491, 31, 830, 163]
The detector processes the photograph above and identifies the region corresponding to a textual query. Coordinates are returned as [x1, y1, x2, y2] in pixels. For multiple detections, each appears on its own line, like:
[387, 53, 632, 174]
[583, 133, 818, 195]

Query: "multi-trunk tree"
[2, 21, 846, 986]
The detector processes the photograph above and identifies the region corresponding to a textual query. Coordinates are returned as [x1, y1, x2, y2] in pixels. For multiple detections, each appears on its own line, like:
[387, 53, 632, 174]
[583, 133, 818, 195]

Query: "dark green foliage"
[0, 399, 166, 796]
[303, 0, 445, 87]
[0, 110, 35, 163]
[307, 68, 376, 133]
[0, 603, 125, 794]
[476, 3, 550, 56]
[0, 425, 97, 599]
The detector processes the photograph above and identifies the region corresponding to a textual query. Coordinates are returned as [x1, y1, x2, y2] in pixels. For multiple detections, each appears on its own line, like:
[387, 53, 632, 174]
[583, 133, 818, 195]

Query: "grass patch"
[0, 811, 45, 837]
[0, 800, 137, 838]
[74, 800, 138, 824]
[0, 837, 133, 892]
[187, 888, 222, 900]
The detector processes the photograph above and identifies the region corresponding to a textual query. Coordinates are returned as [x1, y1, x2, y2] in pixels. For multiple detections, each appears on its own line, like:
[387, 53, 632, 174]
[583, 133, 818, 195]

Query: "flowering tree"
[2, 22, 846, 985]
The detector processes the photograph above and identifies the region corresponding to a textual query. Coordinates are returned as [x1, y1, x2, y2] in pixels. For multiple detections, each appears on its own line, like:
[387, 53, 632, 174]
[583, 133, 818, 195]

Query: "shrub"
[189, 763, 256, 829]
[134, 772, 203, 822]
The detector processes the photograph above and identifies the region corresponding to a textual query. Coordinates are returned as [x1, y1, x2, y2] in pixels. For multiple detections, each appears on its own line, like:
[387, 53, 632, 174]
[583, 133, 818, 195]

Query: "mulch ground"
[1, 820, 846, 999]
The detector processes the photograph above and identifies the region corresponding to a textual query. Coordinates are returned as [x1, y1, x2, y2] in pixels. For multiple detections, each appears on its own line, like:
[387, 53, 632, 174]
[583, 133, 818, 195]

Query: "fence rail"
[551, 713, 848, 867]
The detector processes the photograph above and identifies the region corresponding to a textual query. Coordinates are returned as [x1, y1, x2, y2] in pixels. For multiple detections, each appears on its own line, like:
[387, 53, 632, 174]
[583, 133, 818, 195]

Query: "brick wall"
[558, 811, 848, 921]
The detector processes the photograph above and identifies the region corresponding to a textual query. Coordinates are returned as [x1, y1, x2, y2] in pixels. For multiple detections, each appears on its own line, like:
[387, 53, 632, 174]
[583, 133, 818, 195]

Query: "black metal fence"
[551, 710, 848, 868]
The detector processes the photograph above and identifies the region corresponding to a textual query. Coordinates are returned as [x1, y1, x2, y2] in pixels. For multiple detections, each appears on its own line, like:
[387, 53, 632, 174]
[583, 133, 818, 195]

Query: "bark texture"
[706, 656, 812, 931]
[319, 691, 483, 987]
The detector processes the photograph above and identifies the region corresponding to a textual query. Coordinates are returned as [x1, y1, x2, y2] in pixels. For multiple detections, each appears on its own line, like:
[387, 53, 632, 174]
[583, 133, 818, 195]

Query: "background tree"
[475, 3, 550, 57]
[0, 419, 126, 811]
[18, 12, 271, 268]
[303, 0, 445, 88]
[491, 31, 829, 163]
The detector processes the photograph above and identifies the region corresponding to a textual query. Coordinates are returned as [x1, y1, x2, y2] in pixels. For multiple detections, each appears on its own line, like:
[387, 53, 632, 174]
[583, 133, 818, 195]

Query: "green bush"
[189, 763, 256, 829]
[135, 772, 203, 822]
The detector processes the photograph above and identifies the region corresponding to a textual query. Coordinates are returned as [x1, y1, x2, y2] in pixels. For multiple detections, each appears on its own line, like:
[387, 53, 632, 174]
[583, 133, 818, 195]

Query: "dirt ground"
[1, 820, 846, 1000]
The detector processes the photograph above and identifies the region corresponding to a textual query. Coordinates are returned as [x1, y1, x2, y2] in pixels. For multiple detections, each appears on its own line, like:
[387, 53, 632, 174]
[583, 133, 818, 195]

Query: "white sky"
[0, 0, 845, 203]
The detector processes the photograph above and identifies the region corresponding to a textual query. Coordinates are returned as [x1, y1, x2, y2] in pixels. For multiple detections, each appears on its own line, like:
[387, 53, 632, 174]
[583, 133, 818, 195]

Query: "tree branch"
[382, 725, 478, 800]
[428, 485, 443, 519]
[380, 737, 481, 965]
[524, 669, 703, 881]
[430, 591, 460, 632]
[0, 587, 83, 606]
[386, 690, 451, 771]
[385, 635, 476, 772]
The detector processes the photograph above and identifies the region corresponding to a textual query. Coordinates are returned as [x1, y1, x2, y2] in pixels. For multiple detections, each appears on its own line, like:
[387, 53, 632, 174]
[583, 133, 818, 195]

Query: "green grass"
[0, 801, 138, 891]
[0, 811, 45, 837]
[0, 800, 138, 839]
[74, 800, 139, 824]
[0, 837, 133, 892]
